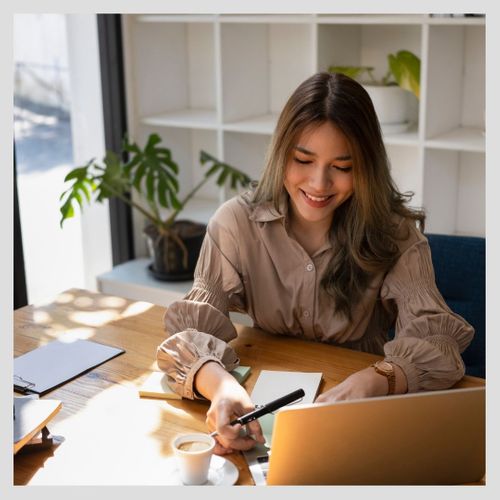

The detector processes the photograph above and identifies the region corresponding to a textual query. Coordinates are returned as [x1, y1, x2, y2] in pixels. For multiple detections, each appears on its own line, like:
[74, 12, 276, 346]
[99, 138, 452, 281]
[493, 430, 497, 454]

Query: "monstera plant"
[59, 133, 251, 281]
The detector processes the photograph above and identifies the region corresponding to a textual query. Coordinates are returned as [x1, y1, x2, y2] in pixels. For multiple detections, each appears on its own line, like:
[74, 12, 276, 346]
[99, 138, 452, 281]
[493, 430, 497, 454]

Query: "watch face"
[376, 361, 393, 373]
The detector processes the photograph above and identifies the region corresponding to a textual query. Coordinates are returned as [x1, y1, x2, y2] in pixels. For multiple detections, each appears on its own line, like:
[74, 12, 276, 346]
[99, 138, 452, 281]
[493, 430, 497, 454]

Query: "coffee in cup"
[172, 433, 215, 485]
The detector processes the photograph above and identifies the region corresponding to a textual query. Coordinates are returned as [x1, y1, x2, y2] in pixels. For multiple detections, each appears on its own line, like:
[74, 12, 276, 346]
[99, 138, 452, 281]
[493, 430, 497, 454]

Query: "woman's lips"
[300, 189, 334, 208]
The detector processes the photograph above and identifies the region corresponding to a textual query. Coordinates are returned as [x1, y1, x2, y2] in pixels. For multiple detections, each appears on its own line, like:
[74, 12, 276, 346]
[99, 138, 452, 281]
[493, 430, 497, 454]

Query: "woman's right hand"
[195, 361, 266, 455]
[206, 383, 266, 455]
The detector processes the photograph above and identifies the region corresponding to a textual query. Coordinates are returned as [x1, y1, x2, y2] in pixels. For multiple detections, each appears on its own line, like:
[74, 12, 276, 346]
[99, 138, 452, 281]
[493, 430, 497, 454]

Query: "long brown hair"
[253, 72, 425, 321]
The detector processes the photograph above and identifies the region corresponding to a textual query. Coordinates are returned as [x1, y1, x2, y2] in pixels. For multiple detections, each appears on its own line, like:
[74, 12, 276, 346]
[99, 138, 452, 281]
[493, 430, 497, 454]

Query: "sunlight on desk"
[24, 384, 181, 484]
[121, 301, 154, 318]
[32, 310, 51, 324]
[69, 309, 120, 327]
[57, 328, 96, 341]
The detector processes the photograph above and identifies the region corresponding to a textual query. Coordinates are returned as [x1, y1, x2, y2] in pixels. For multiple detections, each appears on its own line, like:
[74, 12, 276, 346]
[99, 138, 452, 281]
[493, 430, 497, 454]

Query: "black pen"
[209, 388, 305, 438]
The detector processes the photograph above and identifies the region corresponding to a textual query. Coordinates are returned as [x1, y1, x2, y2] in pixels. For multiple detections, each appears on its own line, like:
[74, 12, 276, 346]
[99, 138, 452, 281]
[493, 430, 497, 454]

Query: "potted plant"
[59, 132, 251, 281]
[329, 50, 420, 132]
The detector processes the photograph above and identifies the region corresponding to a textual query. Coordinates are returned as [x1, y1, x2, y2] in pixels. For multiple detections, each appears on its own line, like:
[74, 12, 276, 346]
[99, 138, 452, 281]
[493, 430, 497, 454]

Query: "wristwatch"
[372, 360, 396, 395]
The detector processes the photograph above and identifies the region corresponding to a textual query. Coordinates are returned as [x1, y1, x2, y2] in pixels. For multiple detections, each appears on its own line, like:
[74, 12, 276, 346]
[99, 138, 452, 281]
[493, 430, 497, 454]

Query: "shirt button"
[303, 310, 310, 318]
[306, 263, 314, 272]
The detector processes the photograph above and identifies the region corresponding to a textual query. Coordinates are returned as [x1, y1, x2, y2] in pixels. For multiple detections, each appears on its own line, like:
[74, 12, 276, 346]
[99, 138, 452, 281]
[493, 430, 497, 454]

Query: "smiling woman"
[283, 122, 354, 255]
[155, 72, 475, 456]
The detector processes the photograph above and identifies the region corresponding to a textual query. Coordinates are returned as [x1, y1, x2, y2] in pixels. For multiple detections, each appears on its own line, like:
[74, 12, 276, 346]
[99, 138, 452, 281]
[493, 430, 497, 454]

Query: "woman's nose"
[309, 167, 332, 192]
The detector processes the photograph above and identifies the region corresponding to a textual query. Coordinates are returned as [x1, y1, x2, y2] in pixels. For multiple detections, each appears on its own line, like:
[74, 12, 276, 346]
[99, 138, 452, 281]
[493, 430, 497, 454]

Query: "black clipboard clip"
[14, 374, 36, 394]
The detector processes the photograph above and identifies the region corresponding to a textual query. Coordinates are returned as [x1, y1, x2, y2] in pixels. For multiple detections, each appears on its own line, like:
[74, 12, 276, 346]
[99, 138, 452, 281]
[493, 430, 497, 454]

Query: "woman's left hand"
[314, 365, 403, 404]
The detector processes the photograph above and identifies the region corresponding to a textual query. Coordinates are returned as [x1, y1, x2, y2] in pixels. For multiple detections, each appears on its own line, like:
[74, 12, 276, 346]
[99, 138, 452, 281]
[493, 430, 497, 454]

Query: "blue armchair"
[426, 233, 485, 379]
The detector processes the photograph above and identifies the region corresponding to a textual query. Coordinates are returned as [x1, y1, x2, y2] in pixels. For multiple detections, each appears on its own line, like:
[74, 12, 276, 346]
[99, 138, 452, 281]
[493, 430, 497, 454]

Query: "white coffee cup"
[172, 433, 216, 485]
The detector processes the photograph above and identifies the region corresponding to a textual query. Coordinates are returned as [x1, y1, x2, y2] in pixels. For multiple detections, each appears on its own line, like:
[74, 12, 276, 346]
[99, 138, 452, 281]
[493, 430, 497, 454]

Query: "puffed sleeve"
[380, 226, 474, 392]
[156, 203, 246, 399]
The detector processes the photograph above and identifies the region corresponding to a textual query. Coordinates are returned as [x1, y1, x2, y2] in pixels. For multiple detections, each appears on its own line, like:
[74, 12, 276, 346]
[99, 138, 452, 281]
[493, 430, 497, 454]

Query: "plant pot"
[144, 220, 207, 281]
[363, 84, 409, 131]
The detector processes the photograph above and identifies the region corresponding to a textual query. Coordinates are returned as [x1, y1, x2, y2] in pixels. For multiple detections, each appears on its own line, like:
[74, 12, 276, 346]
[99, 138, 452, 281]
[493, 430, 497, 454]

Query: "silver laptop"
[265, 386, 485, 485]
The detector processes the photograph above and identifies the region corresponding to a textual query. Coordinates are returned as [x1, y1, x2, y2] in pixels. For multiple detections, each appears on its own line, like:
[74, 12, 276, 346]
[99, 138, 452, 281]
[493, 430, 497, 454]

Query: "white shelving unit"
[117, 13, 485, 303]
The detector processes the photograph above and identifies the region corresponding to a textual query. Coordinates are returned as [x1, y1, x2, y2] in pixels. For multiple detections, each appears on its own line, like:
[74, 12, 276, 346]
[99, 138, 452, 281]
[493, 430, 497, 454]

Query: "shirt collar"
[248, 192, 289, 223]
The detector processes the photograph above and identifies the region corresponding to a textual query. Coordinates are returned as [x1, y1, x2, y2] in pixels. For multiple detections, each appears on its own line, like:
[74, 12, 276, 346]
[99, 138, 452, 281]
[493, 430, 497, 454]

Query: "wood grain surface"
[13, 288, 485, 485]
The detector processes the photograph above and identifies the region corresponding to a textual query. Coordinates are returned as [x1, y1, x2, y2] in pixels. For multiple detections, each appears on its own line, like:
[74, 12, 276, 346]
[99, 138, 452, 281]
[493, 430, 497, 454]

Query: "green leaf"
[132, 162, 147, 191]
[204, 163, 221, 179]
[157, 176, 169, 208]
[64, 165, 90, 182]
[170, 191, 182, 210]
[146, 170, 156, 202]
[59, 197, 75, 227]
[200, 150, 215, 164]
[145, 133, 162, 154]
[154, 147, 172, 160]
[123, 154, 142, 176]
[388, 50, 420, 99]
[216, 168, 230, 186]
[328, 65, 374, 81]
[162, 156, 179, 175]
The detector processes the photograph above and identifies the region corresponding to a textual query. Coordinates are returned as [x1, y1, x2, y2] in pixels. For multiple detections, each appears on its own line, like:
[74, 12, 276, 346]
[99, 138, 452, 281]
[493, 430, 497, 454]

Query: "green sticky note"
[230, 365, 251, 385]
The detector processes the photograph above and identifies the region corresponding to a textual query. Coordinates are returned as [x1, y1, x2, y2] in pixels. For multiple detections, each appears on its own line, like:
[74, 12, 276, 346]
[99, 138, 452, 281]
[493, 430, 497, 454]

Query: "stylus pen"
[209, 388, 305, 438]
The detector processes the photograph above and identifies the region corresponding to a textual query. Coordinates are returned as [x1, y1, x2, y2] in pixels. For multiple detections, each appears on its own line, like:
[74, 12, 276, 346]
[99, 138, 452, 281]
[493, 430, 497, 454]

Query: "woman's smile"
[300, 189, 335, 208]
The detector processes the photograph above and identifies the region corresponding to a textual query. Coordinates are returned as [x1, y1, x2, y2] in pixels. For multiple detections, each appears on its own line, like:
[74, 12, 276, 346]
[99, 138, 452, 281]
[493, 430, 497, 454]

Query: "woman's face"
[284, 121, 354, 230]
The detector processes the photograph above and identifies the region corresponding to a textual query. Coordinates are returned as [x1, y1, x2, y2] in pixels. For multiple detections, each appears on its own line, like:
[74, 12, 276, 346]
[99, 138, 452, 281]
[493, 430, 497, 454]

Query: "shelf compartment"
[425, 127, 485, 153]
[426, 15, 485, 26]
[220, 22, 314, 123]
[423, 150, 484, 236]
[220, 14, 314, 24]
[128, 20, 216, 118]
[141, 108, 218, 130]
[425, 24, 485, 140]
[222, 113, 278, 135]
[386, 145, 423, 208]
[317, 24, 421, 127]
[383, 123, 420, 146]
[136, 15, 218, 23]
[317, 14, 426, 25]
[223, 131, 271, 196]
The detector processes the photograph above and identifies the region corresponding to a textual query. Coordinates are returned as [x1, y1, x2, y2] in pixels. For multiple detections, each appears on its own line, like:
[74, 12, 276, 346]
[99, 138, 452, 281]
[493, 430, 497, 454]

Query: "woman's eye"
[333, 166, 352, 173]
[294, 157, 311, 165]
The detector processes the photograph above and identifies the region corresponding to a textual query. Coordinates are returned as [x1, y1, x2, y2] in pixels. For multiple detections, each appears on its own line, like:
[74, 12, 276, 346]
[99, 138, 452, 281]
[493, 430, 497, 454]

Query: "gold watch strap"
[372, 361, 396, 395]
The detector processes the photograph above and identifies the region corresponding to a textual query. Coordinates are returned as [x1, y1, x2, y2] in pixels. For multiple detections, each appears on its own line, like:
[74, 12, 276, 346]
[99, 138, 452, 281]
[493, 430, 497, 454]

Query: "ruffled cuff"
[156, 329, 240, 400]
[382, 355, 420, 393]
[384, 335, 466, 392]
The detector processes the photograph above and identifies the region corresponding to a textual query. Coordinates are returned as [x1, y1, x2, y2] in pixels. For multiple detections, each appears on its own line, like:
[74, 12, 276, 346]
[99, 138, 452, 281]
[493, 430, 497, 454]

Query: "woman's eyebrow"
[294, 146, 351, 161]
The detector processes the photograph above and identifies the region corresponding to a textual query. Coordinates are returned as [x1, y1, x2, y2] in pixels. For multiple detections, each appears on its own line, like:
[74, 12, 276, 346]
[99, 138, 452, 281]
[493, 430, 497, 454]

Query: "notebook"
[138, 365, 252, 400]
[14, 338, 125, 395]
[266, 386, 485, 485]
[242, 370, 323, 485]
[13, 396, 62, 454]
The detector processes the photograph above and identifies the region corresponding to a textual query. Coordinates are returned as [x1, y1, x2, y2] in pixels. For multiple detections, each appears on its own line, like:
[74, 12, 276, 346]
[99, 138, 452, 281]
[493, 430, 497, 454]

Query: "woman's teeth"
[303, 192, 332, 202]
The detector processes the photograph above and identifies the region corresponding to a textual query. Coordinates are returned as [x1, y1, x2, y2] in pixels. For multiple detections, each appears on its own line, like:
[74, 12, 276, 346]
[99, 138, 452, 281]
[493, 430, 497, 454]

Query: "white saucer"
[164, 455, 239, 486]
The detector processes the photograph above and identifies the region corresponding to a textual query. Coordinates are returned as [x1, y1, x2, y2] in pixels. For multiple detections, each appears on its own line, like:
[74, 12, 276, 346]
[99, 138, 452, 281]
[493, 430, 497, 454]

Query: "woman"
[156, 72, 474, 455]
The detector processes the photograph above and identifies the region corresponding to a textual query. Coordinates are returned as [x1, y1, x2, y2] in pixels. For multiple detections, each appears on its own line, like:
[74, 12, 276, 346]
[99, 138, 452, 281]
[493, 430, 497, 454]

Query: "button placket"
[301, 260, 315, 334]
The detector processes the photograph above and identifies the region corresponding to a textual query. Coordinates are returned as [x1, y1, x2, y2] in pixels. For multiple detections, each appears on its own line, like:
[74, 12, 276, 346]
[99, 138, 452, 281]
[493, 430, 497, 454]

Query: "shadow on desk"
[14, 441, 62, 484]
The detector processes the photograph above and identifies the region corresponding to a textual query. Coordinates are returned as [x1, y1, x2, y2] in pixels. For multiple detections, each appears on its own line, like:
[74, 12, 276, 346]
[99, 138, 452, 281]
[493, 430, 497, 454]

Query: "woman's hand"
[206, 384, 266, 455]
[314, 364, 407, 404]
[194, 361, 266, 455]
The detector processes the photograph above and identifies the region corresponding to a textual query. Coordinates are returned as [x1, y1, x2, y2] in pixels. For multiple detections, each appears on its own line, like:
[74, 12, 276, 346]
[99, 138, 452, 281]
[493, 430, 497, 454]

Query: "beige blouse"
[157, 191, 474, 399]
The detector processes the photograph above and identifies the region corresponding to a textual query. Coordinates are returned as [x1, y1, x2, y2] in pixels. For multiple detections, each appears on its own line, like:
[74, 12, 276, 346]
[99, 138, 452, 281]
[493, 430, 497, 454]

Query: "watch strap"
[372, 361, 396, 395]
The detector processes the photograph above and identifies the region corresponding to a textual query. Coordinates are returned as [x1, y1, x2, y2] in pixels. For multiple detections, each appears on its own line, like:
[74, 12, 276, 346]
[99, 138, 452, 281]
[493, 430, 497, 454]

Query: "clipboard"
[14, 338, 125, 395]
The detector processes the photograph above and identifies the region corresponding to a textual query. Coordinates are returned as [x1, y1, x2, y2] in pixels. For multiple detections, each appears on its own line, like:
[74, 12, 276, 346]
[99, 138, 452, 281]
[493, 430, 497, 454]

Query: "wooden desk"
[14, 288, 485, 485]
